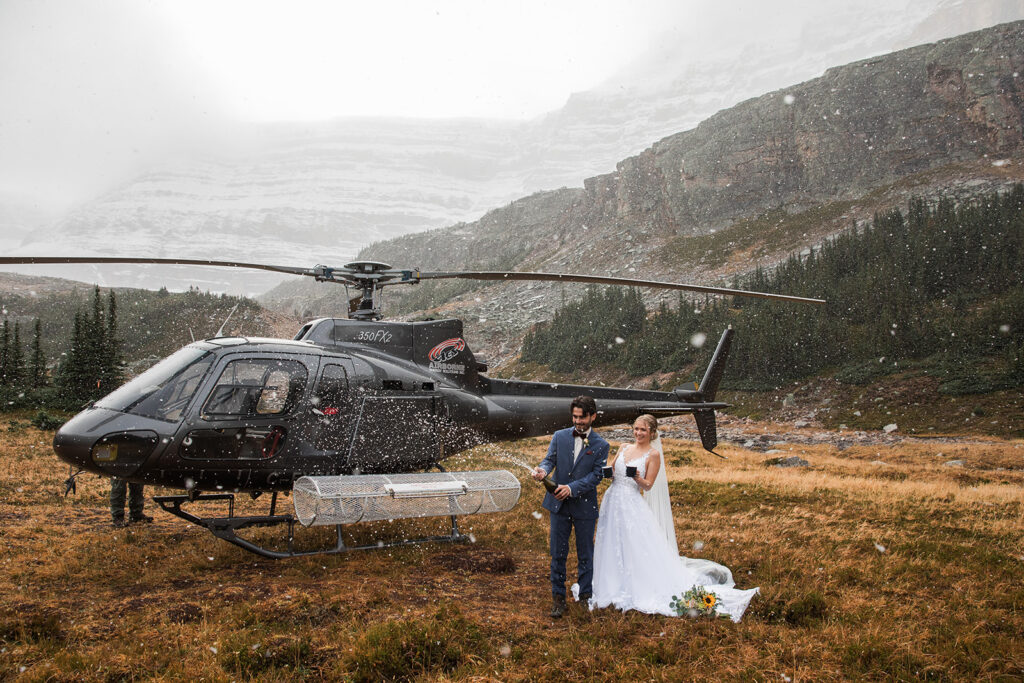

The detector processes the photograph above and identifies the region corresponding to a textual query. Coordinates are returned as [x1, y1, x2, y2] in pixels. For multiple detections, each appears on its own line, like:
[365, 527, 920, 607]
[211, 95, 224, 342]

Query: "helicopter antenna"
[215, 304, 239, 338]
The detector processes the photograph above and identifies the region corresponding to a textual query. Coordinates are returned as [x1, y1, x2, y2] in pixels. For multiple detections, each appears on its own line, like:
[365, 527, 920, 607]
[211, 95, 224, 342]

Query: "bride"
[590, 414, 758, 622]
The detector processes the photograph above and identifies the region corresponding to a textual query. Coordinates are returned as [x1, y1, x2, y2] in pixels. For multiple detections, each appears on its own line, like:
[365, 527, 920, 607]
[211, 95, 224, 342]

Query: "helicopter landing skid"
[152, 492, 469, 560]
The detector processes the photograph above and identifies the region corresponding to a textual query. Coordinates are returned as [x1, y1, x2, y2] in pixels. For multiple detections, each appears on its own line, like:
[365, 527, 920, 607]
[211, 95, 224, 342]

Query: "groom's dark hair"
[570, 395, 597, 416]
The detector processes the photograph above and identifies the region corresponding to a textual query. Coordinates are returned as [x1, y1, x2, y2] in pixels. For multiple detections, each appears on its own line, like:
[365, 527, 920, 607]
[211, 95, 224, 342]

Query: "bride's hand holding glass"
[629, 417, 661, 491]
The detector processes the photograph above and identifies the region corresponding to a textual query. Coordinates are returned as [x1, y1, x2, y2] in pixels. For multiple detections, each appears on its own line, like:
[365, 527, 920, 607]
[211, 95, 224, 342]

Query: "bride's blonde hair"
[634, 414, 658, 437]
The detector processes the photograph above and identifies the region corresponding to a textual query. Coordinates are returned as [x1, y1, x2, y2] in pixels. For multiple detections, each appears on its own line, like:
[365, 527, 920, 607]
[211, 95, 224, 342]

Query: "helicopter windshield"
[95, 346, 215, 422]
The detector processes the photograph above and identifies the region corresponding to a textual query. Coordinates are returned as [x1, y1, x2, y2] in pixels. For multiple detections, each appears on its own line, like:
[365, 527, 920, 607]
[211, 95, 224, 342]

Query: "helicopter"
[1, 256, 824, 557]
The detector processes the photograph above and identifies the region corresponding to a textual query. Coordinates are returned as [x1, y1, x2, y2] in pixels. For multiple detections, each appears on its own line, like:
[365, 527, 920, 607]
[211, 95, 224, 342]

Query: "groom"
[532, 395, 609, 618]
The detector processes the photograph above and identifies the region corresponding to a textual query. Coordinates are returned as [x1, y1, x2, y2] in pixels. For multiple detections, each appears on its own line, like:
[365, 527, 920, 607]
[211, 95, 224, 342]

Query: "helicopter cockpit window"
[95, 347, 214, 422]
[203, 358, 308, 418]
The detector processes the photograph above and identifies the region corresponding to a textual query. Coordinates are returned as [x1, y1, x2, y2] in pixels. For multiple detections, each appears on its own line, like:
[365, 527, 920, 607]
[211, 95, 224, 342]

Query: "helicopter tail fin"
[694, 410, 718, 451]
[693, 327, 732, 455]
[697, 326, 733, 403]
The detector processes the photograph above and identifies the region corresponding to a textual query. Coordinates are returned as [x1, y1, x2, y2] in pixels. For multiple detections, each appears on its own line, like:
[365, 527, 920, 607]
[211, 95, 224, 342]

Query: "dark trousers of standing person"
[110, 477, 145, 524]
[549, 512, 597, 599]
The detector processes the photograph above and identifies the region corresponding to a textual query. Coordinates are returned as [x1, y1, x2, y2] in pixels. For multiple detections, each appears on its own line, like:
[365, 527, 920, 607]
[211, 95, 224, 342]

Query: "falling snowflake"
[690, 332, 707, 348]
[874, 543, 886, 553]
[783, 94, 795, 104]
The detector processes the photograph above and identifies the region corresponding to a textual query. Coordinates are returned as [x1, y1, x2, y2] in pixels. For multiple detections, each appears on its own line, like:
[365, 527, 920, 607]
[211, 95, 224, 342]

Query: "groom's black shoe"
[577, 594, 592, 611]
[550, 594, 567, 619]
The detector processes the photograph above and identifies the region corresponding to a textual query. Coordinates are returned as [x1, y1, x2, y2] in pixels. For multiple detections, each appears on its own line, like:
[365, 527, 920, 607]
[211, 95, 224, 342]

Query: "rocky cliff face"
[576, 22, 1024, 242]
[344, 21, 1024, 368]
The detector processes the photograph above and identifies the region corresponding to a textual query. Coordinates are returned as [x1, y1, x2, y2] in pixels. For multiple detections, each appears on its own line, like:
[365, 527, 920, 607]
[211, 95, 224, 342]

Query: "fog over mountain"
[2, 0, 1022, 295]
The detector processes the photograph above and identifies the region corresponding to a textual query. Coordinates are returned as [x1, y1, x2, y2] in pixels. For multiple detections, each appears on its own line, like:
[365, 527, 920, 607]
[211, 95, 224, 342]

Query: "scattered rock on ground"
[768, 456, 810, 468]
[740, 434, 775, 451]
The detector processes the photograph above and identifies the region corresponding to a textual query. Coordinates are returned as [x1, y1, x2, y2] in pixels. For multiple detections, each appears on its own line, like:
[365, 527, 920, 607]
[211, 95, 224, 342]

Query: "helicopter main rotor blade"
[0, 256, 319, 278]
[1, 257, 825, 305]
[407, 270, 826, 305]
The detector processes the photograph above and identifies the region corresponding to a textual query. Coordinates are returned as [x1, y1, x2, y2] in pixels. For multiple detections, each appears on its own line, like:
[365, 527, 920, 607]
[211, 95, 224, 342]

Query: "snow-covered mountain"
[3, 0, 1021, 295]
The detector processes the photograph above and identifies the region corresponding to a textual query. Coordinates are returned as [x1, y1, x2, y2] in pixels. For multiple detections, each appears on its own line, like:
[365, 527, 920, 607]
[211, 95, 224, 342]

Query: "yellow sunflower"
[703, 593, 716, 609]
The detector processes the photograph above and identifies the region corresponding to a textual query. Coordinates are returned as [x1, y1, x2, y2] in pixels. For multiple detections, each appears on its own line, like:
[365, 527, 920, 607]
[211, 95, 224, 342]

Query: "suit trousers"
[549, 511, 597, 598]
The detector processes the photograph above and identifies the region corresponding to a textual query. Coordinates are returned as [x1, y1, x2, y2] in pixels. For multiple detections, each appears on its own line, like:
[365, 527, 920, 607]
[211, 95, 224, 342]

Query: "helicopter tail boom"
[477, 328, 735, 453]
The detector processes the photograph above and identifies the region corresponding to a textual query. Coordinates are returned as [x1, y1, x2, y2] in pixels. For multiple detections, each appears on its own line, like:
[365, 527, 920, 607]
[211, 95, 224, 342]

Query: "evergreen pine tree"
[82, 286, 107, 397]
[59, 311, 87, 399]
[30, 318, 46, 388]
[0, 319, 8, 386]
[9, 321, 24, 389]
[103, 290, 123, 390]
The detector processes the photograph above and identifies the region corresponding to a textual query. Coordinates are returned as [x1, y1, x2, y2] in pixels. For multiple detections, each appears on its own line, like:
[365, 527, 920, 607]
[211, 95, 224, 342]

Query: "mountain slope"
[342, 21, 1024, 367]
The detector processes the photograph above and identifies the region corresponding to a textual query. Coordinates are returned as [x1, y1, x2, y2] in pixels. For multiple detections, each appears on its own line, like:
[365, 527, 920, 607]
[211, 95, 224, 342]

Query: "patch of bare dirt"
[432, 548, 517, 574]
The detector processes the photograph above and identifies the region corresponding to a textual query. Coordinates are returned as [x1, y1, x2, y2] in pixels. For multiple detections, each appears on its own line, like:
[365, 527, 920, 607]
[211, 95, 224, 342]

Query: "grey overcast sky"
[0, 0, 1006, 208]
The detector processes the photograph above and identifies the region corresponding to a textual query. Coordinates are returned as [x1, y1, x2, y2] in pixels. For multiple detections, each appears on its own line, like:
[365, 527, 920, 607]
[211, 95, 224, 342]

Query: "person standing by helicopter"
[532, 395, 609, 618]
[110, 477, 152, 528]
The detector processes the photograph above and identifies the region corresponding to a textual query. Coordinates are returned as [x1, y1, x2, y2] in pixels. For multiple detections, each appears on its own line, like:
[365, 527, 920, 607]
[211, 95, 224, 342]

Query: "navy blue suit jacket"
[538, 427, 609, 519]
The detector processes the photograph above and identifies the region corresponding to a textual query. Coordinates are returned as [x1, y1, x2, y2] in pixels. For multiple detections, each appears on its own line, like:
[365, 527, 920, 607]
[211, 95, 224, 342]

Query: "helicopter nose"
[53, 420, 96, 471]
[52, 408, 162, 478]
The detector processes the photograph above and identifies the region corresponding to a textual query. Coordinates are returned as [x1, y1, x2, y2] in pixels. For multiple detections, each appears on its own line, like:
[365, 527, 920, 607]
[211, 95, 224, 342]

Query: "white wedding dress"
[591, 446, 759, 622]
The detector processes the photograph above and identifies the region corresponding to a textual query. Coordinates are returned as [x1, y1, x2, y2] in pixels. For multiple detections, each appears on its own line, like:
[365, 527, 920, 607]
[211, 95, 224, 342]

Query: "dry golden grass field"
[1, 415, 1022, 681]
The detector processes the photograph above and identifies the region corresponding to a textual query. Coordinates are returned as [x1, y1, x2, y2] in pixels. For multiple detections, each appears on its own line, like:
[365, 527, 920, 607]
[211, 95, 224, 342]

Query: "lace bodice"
[610, 445, 653, 493]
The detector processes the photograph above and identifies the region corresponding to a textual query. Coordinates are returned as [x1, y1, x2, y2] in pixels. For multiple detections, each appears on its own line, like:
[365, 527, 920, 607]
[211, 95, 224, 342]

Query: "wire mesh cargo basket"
[292, 470, 521, 527]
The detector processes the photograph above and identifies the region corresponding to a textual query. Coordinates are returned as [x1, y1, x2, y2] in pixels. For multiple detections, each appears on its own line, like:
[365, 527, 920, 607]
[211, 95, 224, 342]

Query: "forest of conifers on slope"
[521, 187, 1024, 395]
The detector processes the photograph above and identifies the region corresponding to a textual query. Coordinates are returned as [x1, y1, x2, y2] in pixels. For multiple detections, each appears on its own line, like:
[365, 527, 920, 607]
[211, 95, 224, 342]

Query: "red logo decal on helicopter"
[428, 337, 466, 363]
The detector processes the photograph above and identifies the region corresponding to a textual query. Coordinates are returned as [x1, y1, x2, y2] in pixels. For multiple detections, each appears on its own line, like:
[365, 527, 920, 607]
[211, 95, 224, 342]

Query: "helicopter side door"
[176, 354, 315, 490]
[307, 361, 357, 472]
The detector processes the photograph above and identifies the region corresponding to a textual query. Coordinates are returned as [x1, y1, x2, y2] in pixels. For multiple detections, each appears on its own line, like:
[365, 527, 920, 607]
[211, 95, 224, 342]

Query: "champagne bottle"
[540, 472, 558, 494]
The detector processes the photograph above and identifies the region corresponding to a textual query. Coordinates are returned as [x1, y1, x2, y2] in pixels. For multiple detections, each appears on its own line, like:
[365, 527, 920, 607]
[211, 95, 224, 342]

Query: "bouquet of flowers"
[670, 585, 719, 618]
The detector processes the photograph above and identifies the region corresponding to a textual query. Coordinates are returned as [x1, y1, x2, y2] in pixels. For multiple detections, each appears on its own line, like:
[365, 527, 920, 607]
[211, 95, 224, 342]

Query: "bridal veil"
[644, 436, 678, 551]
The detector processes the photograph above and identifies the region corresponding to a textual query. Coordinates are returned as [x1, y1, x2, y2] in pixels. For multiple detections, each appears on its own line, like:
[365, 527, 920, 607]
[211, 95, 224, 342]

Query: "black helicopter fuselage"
[53, 318, 731, 493]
